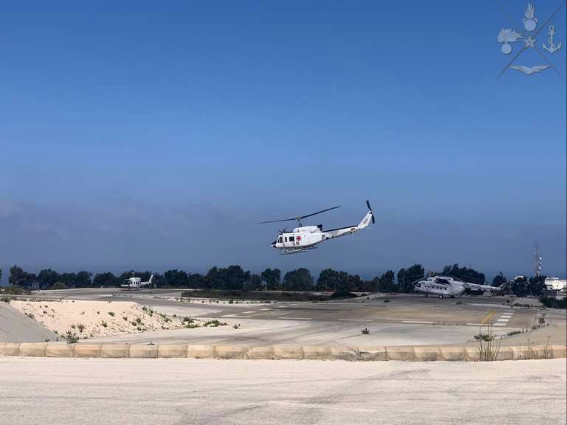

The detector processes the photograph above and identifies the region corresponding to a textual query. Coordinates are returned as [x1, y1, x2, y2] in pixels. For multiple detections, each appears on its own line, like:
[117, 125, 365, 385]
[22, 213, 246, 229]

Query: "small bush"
[203, 320, 227, 327]
[25, 312, 35, 319]
[383, 299, 390, 303]
[136, 317, 142, 324]
[77, 324, 85, 333]
[122, 316, 128, 321]
[3, 285, 26, 295]
[474, 332, 495, 342]
[1, 296, 12, 303]
[101, 321, 108, 328]
[108, 311, 115, 317]
[71, 324, 76, 329]
[65, 331, 79, 344]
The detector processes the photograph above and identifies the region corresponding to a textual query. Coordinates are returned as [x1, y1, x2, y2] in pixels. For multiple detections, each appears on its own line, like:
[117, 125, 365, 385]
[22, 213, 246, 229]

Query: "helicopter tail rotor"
[366, 200, 376, 224]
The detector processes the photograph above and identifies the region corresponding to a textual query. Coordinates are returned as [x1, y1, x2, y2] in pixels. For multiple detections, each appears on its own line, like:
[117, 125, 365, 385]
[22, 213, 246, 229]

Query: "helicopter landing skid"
[280, 246, 318, 255]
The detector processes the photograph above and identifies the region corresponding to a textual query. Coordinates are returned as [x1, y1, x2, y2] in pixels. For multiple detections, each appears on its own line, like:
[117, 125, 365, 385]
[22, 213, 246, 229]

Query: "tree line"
[0, 264, 549, 297]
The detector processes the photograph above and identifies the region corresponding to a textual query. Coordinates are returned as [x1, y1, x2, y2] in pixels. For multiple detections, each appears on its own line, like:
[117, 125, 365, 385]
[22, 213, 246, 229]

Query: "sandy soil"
[10, 300, 201, 340]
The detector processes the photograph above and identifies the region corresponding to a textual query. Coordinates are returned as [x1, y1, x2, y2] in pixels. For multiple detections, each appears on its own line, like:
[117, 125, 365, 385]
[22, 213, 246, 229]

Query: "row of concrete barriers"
[1, 343, 566, 361]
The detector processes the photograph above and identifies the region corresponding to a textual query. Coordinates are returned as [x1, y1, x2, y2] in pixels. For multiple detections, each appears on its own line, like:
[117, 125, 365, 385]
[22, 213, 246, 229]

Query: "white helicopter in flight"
[120, 274, 154, 291]
[259, 201, 375, 255]
[414, 276, 506, 298]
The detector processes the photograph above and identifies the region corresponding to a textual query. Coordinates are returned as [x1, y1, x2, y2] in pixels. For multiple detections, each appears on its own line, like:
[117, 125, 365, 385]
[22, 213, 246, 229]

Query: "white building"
[545, 277, 567, 292]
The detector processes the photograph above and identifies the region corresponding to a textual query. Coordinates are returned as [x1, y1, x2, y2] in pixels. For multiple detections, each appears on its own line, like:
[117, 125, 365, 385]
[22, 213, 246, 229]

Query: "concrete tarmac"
[0, 357, 564, 425]
[0, 303, 59, 343]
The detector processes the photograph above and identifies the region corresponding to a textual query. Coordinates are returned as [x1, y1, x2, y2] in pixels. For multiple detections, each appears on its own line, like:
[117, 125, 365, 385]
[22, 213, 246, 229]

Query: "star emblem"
[524, 36, 536, 48]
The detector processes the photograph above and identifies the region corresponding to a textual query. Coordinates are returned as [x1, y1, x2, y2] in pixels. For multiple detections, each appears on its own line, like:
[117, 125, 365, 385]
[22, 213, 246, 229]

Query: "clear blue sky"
[0, 0, 565, 281]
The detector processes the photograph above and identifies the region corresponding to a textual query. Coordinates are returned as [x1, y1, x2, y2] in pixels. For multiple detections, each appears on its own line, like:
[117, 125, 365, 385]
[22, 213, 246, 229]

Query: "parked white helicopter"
[414, 276, 506, 298]
[121, 274, 154, 290]
[260, 201, 375, 255]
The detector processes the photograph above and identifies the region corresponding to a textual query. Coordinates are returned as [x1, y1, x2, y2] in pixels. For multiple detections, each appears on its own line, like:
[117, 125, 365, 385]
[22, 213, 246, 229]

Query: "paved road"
[0, 303, 59, 342]
[0, 358, 564, 425]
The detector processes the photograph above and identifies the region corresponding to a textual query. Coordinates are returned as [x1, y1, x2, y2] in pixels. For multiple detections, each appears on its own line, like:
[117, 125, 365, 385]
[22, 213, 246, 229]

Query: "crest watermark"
[496, 1, 565, 79]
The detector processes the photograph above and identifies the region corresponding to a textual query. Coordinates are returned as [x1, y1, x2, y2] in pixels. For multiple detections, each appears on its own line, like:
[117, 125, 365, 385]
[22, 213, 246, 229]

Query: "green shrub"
[108, 311, 115, 317]
[51, 282, 67, 290]
[539, 296, 567, 309]
[203, 319, 227, 327]
[65, 331, 79, 344]
[101, 321, 108, 328]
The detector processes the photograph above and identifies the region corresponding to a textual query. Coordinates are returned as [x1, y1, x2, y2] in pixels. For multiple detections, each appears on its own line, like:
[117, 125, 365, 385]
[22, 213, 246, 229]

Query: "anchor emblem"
[543, 25, 562, 54]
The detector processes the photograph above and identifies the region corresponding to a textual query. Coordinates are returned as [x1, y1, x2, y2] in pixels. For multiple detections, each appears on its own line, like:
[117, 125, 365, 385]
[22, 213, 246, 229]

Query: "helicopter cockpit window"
[277, 237, 282, 243]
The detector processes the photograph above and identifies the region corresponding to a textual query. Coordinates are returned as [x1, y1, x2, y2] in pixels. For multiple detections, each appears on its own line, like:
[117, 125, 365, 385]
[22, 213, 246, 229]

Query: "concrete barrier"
[495, 346, 514, 361]
[465, 347, 481, 362]
[74, 344, 102, 358]
[19, 343, 48, 357]
[101, 344, 130, 358]
[246, 346, 274, 360]
[130, 344, 158, 358]
[0, 343, 21, 357]
[2, 342, 566, 361]
[302, 346, 332, 360]
[46, 343, 74, 358]
[329, 346, 359, 361]
[358, 346, 387, 361]
[215, 345, 249, 360]
[272, 345, 304, 360]
[386, 346, 416, 361]
[551, 344, 566, 359]
[413, 346, 441, 361]
[440, 347, 467, 361]
[157, 344, 188, 358]
[187, 345, 215, 359]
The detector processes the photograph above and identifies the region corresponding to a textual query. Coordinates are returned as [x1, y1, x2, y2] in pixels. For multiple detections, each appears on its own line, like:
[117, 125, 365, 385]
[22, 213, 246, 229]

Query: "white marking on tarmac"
[402, 320, 435, 324]
[280, 317, 312, 320]
[469, 303, 512, 309]
[493, 323, 507, 327]
[338, 319, 374, 323]
[259, 308, 271, 311]
[220, 314, 244, 318]
[467, 323, 485, 326]
[242, 311, 255, 314]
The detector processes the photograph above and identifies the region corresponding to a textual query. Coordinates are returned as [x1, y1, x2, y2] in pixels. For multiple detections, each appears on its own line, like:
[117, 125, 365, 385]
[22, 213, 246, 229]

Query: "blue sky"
[0, 0, 565, 281]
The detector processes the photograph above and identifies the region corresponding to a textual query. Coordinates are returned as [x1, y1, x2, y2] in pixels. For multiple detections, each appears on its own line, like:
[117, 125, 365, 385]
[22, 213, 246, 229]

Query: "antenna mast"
[533, 242, 542, 277]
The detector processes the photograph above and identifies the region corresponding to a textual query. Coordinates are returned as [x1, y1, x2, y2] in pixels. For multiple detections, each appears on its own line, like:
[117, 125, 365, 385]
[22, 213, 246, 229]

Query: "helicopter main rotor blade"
[259, 205, 340, 224]
[258, 217, 299, 224]
[298, 205, 340, 220]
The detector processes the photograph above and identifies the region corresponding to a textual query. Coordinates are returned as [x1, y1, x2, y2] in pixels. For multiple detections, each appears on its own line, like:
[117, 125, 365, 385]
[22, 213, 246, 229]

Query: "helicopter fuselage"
[270, 210, 373, 254]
